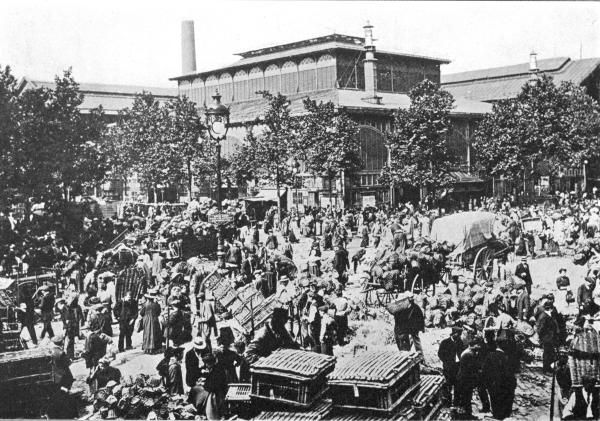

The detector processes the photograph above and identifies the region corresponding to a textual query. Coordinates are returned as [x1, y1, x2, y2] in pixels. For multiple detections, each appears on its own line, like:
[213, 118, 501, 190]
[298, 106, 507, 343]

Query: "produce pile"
[89, 374, 197, 420]
[573, 238, 600, 266]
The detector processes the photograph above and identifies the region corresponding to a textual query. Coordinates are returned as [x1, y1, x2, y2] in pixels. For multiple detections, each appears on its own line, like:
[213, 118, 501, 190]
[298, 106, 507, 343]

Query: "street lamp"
[288, 158, 300, 227]
[204, 90, 230, 269]
[584, 159, 589, 193]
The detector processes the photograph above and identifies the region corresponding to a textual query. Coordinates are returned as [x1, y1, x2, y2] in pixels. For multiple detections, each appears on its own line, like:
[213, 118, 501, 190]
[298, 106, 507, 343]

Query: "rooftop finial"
[363, 21, 374, 47]
[529, 50, 538, 73]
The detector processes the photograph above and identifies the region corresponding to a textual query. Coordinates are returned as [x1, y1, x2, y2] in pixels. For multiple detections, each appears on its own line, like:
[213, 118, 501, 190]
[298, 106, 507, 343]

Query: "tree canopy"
[380, 79, 456, 193]
[473, 74, 600, 180]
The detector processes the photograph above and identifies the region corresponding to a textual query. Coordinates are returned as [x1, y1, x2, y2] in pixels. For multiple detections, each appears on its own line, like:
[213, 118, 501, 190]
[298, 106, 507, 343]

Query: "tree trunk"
[276, 167, 281, 229]
[328, 172, 333, 211]
[334, 171, 339, 208]
[187, 159, 193, 202]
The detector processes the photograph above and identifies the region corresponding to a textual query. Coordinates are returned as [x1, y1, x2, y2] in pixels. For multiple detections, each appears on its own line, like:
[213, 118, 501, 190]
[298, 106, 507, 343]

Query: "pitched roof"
[441, 57, 600, 102]
[171, 34, 450, 81]
[228, 88, 491, 125]
[20, 79, 178, 114]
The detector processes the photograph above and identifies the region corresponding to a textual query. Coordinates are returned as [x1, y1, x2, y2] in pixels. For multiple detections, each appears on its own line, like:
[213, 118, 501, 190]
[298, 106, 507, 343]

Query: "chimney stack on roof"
[529, 50, 539, 77]
[181, 20, 197, 75]
[362, 21, 382, 105]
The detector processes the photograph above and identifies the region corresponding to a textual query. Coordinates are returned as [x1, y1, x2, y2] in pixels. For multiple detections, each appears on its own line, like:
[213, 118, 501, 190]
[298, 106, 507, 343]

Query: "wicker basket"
[328, 351, 422, 414]
[251, 349, 336, 407]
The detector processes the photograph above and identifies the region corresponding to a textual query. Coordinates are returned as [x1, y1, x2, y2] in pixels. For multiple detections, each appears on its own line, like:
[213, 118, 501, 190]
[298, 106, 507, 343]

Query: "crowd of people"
[4, 189, 600, 419]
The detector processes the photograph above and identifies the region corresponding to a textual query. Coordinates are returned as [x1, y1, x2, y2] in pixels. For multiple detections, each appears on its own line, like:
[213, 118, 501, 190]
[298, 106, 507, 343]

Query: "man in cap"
[319, 304, 337, 356]
[578, 276, 597, 316]
[275, 275, 295, 335]
[16, 301, 38, 346]
[49, 334, 74, 391]
[245, 307, 299, 364]
[114, 290, 138, 352]
[393, 292, 425, 357]
[515, 281, 530, 322]
[515, 257, 533, 295]
[438, 326, 466, 405]
[195, 292, 215, 346]
[87, 356, 121, 391]
[38, 285, 55, 339]
[537, 300, 560, 374]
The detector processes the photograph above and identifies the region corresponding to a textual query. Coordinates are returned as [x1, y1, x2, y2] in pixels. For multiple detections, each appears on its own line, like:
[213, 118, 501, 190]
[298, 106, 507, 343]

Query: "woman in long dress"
[140, 292, 162, 354]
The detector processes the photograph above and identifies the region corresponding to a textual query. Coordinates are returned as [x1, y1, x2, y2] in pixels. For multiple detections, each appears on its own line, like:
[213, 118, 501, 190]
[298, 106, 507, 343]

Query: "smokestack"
[181, 20, 197, 74]
[529, 50, 538, 80]
[362, 21, 381, 104]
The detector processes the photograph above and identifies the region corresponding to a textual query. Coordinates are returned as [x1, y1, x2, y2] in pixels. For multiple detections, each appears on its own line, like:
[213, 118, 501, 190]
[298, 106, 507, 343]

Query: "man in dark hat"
[578, 276, 597, 316]
[39, 285, 55, 339]
[245, 307, 299, 364]
[515, 257, 533, 294]
[114, 291, 138, 352]
[438, 326, 466, 405]
[536, 300, 560, 374]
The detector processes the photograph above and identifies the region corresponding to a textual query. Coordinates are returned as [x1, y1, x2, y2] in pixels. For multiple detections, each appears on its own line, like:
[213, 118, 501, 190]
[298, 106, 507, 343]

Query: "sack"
[386, 297, 410, 315]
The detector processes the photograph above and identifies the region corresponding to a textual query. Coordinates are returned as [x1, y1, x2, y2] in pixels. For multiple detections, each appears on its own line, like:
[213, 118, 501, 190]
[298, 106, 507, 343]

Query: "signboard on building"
[208, 211, 234, 225]
[362, 195, 376, 208]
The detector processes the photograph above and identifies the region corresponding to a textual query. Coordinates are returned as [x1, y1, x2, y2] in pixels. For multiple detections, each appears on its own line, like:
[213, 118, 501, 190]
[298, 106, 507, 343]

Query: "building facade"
[172, 22, 491, 209]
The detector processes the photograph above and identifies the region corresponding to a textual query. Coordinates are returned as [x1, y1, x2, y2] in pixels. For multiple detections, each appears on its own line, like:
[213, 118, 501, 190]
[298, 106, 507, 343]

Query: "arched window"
[192, 77, 205, 105]
[264, 64, 281, 94]
[205, 75, 219, 104]
[298, 57, 317, 92]
[233, 70, 249, 101]
[222, 135, 241, 159]
[179, 80, 192, 100]
[248, 67, 264, 98]
[280, 61, 298, 94]
[218, 73, 233, 103]
[317, 54, 336, 90]
[358, 126, 388, 172]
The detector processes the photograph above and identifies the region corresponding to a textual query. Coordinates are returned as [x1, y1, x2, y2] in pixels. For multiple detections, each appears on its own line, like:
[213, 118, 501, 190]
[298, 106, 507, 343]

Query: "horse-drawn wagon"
[430, 211, 511, 285]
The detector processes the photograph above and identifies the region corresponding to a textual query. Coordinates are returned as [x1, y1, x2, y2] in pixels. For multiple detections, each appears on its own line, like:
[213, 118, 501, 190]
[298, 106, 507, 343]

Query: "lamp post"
[204, 90, 230, 269]
[583, 159, 589, 193]
[288, 158, 300, 227]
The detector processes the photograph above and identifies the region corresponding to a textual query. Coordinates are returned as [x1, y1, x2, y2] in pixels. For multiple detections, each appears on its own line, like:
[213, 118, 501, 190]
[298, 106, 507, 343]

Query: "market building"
[442, 54, 600, 196]
[171, 21, 492, 209]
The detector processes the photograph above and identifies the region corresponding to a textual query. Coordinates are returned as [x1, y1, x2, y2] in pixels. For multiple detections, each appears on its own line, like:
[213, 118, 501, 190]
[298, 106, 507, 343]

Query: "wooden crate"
[0, 347, 54, 388]
[252, 398, 332, 420]
[251, 349, 336, 408]
[411, 375, 445, 421]
[328, 351, 422, 414]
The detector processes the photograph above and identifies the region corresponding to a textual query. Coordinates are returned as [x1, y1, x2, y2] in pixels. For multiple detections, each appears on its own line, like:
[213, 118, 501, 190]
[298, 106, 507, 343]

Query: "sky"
[1, 0, 599, 88]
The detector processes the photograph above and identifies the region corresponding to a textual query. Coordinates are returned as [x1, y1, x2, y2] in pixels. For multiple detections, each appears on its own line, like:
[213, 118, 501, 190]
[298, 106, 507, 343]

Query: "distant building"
[172, 21, 491, 208]
[442, 54, 600, 195]
[18, 78, 178, 201]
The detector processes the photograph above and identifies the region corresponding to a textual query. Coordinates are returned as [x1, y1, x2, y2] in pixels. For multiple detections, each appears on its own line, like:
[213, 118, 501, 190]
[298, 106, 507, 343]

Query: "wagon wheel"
[411, 274, 423, 294]
[376, 289, 400, 307]
[362, 283, 376, 306]
[473, 246, 495, 283]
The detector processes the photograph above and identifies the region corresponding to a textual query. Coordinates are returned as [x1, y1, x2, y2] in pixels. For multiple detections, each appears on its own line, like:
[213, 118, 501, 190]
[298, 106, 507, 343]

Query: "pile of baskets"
[90, 374, 196, 420]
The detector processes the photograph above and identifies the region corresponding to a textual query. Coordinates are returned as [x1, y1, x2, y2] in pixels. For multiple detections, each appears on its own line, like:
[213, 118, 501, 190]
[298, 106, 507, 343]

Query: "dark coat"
[241, 259, 255, 282]
[115, 299, 138, 325]
[482, 349, 517, 390]
[457, 348, 481, 387]
[333, 249, 350, 273]
[245, 323, 299, 364]
[184, 349, 203, 388]
[515, 263, 532, 286]
[393, 302, 425, 335]
[515, 290, 530, 321]
[578, 283, 595, 311]
[40, 294, 55, 320]
[536, 311, 559, 346]
[438, 337, 466, 380]
[60, 303, 83, 338]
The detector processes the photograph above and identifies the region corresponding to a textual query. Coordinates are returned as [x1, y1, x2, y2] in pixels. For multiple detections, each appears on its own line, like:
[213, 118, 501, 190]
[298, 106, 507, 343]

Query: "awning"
[450, 172, 484, 183]
[243, 189, 285, 202]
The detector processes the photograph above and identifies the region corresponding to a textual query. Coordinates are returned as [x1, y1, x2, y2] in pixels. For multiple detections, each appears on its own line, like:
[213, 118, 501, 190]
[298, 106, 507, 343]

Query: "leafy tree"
[107, 93, 207, 201]
[243, 92, 298, 218]
[298, 98, 361, 207]
[473, 74, 600, 185]
[0, 66, 20, 204]
[12, 69, 107, 200]
[380, 80, 456, 199]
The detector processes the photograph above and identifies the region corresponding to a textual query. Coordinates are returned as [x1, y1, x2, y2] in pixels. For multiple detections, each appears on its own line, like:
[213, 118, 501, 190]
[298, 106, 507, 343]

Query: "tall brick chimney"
[181, 20, 197, 74]
[529, 50, 539, 81]
[362, 21, 381, 104]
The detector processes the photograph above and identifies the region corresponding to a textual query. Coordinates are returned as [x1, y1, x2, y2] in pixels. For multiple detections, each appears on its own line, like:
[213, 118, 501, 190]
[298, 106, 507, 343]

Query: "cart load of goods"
[242, 350, 445, 420]
[368, 239, 454, 292]
[572, 238, 600, 266]
[0, 347, 54, 389]
[87, 374, 197, 420]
